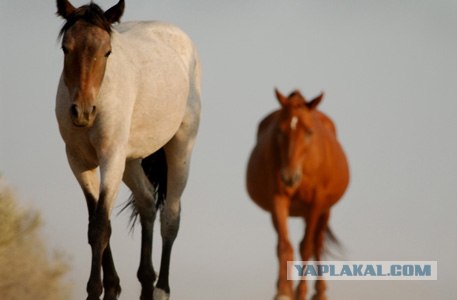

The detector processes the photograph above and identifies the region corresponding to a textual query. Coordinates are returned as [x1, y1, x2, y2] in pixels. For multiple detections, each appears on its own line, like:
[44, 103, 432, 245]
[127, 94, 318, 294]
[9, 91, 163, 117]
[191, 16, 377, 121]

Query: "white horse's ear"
[56, 0, 75, 19]
[105, 0, 125, 24]
[307, 92, 324, 110]
[275, 88, 288, 107]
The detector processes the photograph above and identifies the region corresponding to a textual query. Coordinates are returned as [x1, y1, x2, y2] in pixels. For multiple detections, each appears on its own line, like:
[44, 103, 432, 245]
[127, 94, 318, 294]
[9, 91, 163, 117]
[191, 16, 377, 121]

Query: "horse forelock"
[58, 3, 112, 39]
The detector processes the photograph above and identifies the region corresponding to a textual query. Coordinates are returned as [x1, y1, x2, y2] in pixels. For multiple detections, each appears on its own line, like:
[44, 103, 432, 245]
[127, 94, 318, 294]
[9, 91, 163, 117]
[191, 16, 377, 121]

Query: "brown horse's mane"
[58, 3, 112, 38]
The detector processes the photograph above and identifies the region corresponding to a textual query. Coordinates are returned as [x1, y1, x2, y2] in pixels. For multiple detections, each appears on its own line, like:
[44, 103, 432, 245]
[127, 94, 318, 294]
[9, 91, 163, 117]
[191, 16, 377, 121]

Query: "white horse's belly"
[126, 105, 186, 159]
[126, 73, 189, 159]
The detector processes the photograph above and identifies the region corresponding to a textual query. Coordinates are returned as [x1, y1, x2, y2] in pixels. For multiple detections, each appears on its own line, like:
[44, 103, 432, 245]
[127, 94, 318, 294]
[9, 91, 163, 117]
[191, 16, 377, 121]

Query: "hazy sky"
[1, 1, 457, 299]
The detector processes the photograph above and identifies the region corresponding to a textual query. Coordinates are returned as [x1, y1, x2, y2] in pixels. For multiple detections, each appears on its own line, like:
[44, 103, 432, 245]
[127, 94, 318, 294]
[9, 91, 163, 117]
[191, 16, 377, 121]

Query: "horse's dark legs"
[86, 194, 112, 300]
[123, 160, 159, 300]
[152, 108, 199, 300]
[84, 192, 121, 300]
[155, 203, 180, 299]
[102, 245, 122, 300]
[138, 215, 157, 300]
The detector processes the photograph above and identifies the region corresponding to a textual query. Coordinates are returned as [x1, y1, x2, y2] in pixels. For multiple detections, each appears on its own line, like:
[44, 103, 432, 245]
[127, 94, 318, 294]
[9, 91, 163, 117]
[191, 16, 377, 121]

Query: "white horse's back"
[113, 21, 200, 158]
[116, 21, 198, 74]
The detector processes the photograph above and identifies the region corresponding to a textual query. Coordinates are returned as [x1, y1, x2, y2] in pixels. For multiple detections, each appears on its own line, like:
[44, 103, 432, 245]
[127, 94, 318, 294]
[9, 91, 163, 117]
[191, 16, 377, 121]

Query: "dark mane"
[58, 3, 112, 38]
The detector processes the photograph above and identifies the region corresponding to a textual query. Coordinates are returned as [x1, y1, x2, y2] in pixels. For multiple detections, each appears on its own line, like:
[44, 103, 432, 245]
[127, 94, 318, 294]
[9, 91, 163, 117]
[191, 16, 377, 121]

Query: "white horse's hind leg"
[123, 160, 158, 300]
[155, 93, 200, 299]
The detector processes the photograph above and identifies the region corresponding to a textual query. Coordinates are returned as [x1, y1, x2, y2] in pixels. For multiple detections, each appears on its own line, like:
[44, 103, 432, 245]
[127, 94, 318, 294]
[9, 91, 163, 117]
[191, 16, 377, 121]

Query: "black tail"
[141, 148, 168, 209]
[120, 148, 168, 230]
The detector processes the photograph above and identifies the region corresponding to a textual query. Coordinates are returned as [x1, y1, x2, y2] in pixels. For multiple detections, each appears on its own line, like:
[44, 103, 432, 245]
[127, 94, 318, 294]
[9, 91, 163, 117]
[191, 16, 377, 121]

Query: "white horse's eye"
[105, 50, 112, 57]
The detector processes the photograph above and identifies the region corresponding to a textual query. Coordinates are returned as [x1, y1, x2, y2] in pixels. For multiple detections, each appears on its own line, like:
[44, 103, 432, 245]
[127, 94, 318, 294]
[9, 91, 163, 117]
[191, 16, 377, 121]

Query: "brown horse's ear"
[104, 0, 125, 24]
[56, 0, 76, 19]
[275, 88, 288, 107]
[307, 92, 324, 110]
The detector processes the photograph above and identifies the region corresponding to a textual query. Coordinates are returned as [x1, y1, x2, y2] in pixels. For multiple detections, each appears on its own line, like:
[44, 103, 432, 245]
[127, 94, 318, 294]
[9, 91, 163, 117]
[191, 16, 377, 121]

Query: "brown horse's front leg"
[272, 195, 294, 300]
[295, 205, 322, 300]
[310, 212, 330, 300]
[296, 203, 332, 300]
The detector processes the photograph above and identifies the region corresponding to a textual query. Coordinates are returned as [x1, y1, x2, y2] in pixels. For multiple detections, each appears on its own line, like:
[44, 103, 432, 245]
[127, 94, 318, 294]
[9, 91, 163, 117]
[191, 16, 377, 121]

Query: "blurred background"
[1, 0, 456, 299]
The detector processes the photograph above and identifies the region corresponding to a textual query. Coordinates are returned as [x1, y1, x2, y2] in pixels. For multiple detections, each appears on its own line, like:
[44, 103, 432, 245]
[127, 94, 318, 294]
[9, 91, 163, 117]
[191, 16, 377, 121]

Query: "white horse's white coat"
[56, 21, 200, 211]
[56, 21, 200, 299]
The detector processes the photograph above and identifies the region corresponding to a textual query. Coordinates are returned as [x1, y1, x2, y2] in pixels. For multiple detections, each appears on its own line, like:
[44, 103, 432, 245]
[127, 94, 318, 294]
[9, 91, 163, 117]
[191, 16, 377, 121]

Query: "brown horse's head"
[56, 0, 124, 127]
[274, 89, 324, 191]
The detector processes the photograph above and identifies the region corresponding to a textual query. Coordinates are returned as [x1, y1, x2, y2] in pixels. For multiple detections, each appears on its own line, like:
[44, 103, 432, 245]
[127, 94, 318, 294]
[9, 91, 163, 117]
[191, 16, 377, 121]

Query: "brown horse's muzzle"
[70, 103, 97, 127]
[280, 169, 302, 189]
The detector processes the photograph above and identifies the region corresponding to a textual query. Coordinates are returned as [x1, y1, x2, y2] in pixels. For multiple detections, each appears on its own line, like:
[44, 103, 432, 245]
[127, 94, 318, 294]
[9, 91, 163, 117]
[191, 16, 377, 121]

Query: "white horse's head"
[57, 0, 124, 127]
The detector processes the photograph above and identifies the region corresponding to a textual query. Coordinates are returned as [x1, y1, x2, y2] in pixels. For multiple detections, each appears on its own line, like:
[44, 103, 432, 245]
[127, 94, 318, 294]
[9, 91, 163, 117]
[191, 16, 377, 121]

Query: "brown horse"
[246, 89, 349, 300]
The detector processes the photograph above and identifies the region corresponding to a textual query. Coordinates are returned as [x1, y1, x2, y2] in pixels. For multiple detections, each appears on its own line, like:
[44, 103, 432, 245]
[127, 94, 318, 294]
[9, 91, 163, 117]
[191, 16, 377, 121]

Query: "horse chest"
[295, 184, 316, 204]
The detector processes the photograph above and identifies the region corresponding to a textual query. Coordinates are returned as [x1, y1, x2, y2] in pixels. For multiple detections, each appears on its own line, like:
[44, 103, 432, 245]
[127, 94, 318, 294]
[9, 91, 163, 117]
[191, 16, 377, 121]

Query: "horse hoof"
[153, 288, 170, 300]
[274, 295, 292, 300]
[103, 291, 120, 300]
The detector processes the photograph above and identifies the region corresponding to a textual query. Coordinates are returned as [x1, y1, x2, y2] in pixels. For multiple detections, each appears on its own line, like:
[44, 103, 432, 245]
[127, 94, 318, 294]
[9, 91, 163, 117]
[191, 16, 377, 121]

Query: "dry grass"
[0, 179, 72, 300]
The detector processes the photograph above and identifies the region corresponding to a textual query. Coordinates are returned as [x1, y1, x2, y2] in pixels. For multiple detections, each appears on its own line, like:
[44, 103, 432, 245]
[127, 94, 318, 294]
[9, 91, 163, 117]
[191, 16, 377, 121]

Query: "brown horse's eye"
[62, 46, 69, 54]
[105, 50, 112, 57]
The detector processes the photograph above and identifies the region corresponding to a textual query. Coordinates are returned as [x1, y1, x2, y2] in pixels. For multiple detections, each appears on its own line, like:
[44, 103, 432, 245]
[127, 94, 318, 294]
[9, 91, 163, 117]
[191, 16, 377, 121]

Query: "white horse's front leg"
[66, 146, 100, 214]
[66, 146, 122, 299]
[86, 148, 126, 300]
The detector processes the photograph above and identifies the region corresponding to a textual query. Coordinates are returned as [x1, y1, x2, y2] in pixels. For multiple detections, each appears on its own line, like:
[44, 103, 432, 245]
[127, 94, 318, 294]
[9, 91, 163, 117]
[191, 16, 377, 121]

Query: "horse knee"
[277, 239, 293, 258]
[88, 215, 111, 248]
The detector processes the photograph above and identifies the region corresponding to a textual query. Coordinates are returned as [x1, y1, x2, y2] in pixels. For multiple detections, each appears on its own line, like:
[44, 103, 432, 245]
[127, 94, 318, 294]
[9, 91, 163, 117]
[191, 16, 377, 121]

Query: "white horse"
[55, 1, 201, 299]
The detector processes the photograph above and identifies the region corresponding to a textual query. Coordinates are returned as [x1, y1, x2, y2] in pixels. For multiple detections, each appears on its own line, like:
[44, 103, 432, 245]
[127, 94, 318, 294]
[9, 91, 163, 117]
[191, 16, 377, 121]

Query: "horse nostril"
[91, 106, 97, 115]
[281, 170, 301, 187]
[70, 104, 79, 118]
